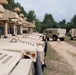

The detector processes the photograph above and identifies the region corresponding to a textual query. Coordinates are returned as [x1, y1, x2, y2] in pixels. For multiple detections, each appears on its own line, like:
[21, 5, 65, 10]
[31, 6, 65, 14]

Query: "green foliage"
[66, 22, 73, 32]
[52, 22, 59, 28]
[27, 10, 36, 22]
[43, 13, 54, 28]
[58, 19, 66, 28]
[41, 13, 58, 32]
[2, 0, 76, 33]
[71, 15, 76, 28]
[3, 0, 27, 17]
[41, 23, 47, 32]
[35, 19, 41, 32]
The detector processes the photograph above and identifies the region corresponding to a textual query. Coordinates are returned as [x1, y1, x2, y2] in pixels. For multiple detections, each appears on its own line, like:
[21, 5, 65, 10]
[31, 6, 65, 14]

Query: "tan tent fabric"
[24, 17, 27, 20]
[13, 7, 21, 12]
[19, 14, 24, 17]
[0, 13, 3, 18]
[22, 22, 36, 28]
[11, 19, 18, 23]
[0, 0, 8, 4]
[0, 4, 4, 13]
[29, 22, 36, 28]
[17, 22, 22, 25]
[9, 11, 19, 19]
[0, 9, 19, 21]
[22, 22, 30, 28]
[0, 9, 9, 21]
[18, 17, 23, 22]
[0, 5, 4, 18]
[16, 17, 23, 25]
[23, 19, 27, 24]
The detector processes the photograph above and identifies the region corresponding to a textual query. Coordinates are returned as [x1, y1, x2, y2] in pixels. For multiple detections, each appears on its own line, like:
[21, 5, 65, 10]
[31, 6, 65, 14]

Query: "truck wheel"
[71, 37, 73, 40]
[52, 36, 58, 41]
[47, 38, 49, 41]
[59, 38, 64, 41]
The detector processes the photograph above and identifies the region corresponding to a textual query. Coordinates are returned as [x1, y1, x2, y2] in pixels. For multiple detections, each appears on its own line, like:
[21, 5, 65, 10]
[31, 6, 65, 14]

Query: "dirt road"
[49, 41, 76, 73]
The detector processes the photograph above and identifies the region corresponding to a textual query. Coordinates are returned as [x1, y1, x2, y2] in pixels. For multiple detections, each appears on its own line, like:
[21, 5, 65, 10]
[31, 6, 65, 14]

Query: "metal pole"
[35, 52, 43, 75]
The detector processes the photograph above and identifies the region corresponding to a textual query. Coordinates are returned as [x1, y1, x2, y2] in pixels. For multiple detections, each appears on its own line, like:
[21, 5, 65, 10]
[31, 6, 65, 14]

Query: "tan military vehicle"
[69, 28, 76, 40]
[0, 50, 34, 75]
[0, 35, 44, 75]
[0, 38, 37, 62]
[32, 32, 46, 41]
[45, 28, 66, 41]
[0, 35, 45, 65]
[19, 34, 45, 65]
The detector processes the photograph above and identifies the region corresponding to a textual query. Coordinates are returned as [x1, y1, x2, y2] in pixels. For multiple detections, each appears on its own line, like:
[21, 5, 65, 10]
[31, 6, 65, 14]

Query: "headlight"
[22, 50, 37, 62]
[25, 51, 36, 58]
[31, 53, 36, 58]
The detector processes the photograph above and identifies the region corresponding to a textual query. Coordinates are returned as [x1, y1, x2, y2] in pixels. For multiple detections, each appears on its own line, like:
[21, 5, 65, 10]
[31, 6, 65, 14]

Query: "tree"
[41, 13, 58, 32]
[41, 23, 47, 33]
[19, 7, 27, 17]
[59, 19, 66, 28]
[3, 0, 27, 17]
[27, 10, 36, 22]
[71, 15, 76, 28]
[35, 19, 41, 32]
[43, 13, 54, 28]
[3, 0, 18, 10]
[52, 22, 59, 28]
[66, 22, 73, 32]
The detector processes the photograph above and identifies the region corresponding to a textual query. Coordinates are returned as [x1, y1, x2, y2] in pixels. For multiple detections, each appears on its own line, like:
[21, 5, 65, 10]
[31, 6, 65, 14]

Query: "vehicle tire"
[52, 35, 58, 41]
[71, 37, 73, 40]
[59, 38, 64, 41]
[47, 38, 49, 41]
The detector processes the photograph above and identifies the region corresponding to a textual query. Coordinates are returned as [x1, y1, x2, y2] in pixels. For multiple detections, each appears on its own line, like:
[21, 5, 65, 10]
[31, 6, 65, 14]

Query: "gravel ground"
[44, 43, 74, 75]
[49, 41, 76, 75]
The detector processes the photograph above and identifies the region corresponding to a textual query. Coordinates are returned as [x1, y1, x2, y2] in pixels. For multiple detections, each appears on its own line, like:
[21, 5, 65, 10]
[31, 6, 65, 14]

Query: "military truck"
[68, 28, 76, 40]
[0, 36, 43, 75]
[19, 34, 45, 65]
[0, 50, 34, 75]
[45, 28, 66, 41]
[32, 32, 46, 41]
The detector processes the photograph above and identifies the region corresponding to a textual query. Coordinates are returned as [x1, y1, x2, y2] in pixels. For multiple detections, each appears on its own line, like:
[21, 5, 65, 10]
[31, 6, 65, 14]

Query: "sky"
[15, 0, 76, 22]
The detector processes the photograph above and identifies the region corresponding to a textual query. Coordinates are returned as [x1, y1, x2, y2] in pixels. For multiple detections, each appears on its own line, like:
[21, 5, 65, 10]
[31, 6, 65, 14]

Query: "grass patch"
[65, 36, 76, 47]
[44, 43, 75, 75]
[66, 41, 76, 46]
[44, 43, 61, 75]
[45, 44, 60, 60]
[65, 35, 70, 41]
